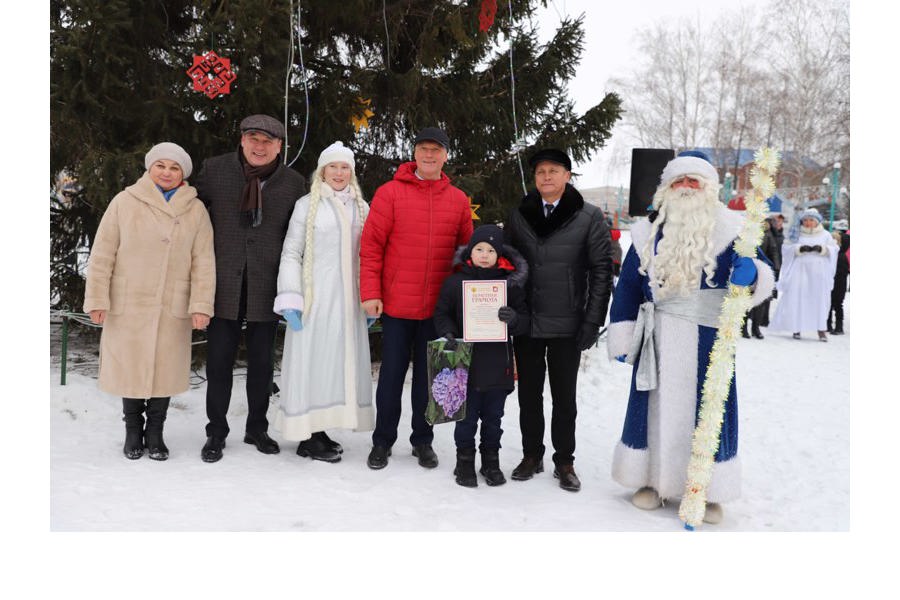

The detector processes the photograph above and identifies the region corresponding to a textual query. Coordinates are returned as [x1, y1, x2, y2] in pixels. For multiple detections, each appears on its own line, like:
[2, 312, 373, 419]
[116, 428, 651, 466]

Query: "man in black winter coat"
[503, 148, 613, 492]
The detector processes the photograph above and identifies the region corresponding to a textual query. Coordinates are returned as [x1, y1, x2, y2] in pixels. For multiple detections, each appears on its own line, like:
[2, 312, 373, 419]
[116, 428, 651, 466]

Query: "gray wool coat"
[193, 151, 308, 322]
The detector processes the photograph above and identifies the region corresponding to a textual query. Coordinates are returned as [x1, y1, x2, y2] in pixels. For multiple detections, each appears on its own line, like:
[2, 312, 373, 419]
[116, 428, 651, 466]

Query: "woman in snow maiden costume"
[83, 142, 216, 461]
[607, 151, 774, 524]
[272, 142, 373, 462]
[433, 225, 530, 488]
[767, 209, 838, 341]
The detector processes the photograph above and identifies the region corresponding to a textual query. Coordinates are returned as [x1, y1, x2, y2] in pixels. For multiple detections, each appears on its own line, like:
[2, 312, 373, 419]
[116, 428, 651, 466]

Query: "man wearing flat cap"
[193, 114, 308, 462]
[503, 148, 613, 492]
[359, 126, 473, 471]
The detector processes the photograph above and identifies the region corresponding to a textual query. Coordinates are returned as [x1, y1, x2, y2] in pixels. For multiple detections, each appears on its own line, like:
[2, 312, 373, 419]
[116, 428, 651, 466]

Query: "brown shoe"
[511, 456, 544, 481]
[553, 464, 581, 492]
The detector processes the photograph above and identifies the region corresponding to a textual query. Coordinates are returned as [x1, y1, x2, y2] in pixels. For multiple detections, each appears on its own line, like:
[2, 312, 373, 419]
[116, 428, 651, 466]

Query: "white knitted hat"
[317, 141, 355, 171]
[145, 142, 193, 178]
[144, 142, 194, 179]
[660, 154, 718, 187]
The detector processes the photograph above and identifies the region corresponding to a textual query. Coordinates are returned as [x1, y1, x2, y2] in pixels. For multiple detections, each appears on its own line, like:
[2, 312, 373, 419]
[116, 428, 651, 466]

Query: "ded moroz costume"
[606, 151, 775, 521]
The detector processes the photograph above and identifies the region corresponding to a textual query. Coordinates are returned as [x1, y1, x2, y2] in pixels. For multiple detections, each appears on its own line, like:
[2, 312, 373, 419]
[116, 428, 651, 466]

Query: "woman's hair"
[301, 166, 368, 312]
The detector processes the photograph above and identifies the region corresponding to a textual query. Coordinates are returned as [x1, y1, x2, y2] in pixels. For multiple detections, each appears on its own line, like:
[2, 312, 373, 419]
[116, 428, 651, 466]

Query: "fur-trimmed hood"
[517, 183, 585, 237]
[450, 243, 529, 289]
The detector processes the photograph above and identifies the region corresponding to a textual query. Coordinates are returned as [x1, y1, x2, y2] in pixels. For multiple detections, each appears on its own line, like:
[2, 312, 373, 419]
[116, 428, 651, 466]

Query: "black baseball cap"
[413, 127, 450, 150]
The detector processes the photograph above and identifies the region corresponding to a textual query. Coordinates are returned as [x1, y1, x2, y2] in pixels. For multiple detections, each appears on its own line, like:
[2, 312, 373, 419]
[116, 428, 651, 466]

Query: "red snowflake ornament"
[186, 51, 236, 99]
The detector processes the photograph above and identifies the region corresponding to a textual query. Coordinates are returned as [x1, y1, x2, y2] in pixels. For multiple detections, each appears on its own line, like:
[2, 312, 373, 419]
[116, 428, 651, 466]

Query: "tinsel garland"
[678, 148, 781, 530]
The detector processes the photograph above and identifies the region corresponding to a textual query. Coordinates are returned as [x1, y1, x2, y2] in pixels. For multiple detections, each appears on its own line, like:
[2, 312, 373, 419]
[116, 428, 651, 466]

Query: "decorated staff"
[606, 150, 776, 527]
[678, 148, 782, 529]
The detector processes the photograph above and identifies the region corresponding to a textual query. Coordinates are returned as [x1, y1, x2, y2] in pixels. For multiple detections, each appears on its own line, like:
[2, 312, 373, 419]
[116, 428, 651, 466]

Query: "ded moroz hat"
[240, 114, 286, 140]
[659, 150, 719, 186]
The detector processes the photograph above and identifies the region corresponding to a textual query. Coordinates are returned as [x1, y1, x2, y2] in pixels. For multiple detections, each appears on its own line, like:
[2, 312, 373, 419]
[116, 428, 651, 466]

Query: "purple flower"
[432, 367, 468, 418]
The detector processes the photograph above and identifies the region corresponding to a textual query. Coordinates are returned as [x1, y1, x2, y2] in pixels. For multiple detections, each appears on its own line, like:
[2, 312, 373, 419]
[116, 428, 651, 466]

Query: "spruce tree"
[51, 0, 622, 306]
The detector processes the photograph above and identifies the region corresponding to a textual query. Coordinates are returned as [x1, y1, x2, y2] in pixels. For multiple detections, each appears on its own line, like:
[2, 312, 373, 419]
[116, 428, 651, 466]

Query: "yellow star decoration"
[351, 97, 374, 133]
[468, 196, 481, 220]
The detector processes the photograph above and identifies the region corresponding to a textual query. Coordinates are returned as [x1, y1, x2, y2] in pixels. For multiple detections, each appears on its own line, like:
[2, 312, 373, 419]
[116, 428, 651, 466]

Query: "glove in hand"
[284, 309, 303, 331]
[810, 244, 822, 253]
[497, 306, 517, 325]
[729, 256, 758, 287]
[576, 322, 600, 351]
[443, 333, 458, 351]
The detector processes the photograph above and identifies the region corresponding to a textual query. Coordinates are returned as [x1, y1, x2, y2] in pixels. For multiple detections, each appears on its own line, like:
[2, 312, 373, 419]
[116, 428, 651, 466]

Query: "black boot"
[833, 309, 845, 334]
[122, 398, 146, 460]
[454, 448, 478, 488]
[479, 448, 506, 486]
[145, 397, 170, 461]
[297, 433, 341, 463]
[511, 455, 544, 481]
[311, 431, 343, 454]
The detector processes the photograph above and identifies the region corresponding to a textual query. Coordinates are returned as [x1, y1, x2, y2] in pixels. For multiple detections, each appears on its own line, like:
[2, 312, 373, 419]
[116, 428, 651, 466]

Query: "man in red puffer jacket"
[360, 127, 474, 471]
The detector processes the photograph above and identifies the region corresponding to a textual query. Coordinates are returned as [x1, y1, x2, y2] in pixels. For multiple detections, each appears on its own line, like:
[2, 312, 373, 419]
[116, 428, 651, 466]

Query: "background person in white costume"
[768, 209, 839, 341]
[272, 142, 373, 462]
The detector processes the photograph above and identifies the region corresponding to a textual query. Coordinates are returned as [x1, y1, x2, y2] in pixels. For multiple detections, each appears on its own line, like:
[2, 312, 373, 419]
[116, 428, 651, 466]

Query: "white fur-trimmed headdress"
[788, 208, 823, 242]
[660, 150, 719, 187]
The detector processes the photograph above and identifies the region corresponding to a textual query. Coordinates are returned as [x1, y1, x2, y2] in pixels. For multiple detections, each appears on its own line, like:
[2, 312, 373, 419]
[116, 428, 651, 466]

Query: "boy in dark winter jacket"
[433, 225, 530, 488]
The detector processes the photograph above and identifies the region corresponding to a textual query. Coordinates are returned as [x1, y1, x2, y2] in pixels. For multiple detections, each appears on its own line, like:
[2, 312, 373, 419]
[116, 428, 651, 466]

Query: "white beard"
[639, 183, 720, 299]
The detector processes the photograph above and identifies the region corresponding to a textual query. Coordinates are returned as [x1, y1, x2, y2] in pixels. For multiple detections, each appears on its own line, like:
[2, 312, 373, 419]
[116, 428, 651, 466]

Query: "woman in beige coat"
[84, 142, 216, 460]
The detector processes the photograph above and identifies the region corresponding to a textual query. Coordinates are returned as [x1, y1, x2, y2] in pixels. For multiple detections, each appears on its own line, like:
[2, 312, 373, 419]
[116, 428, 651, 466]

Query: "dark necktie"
[545, 203, 554, 218]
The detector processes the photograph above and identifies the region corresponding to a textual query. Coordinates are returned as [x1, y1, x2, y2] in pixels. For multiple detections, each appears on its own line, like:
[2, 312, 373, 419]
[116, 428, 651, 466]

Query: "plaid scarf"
[239, 149, 280, 228]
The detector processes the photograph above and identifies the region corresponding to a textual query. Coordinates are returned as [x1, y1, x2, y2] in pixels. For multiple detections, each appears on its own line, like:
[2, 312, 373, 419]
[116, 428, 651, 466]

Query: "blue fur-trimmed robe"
[606, 205, 775, 502]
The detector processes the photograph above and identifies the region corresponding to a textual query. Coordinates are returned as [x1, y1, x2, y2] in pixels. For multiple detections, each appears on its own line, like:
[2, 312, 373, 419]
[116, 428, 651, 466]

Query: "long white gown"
[768, 225, 838, 333]
[272, 184, 374, 441]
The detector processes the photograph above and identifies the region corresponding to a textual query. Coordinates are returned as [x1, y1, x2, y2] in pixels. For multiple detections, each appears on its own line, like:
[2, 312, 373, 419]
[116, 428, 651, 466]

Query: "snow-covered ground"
[49, 313, 850, 533]
[49, 232, 851, 533]
[37, 232, 885, 597]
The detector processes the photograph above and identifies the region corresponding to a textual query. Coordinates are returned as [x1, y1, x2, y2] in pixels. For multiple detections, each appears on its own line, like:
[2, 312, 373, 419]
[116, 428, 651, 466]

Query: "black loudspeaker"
[628, 148, 674, 217]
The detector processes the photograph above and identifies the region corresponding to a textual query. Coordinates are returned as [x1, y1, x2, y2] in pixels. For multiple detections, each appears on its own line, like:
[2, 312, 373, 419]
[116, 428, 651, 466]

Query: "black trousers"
[371, 313, 437, 448]
[828, 280, 847, 331]
[743, 303, 766, 334]
[454, 387, 509, 451]
[204, 316, 277, 438]
[513, 335, 581, 466]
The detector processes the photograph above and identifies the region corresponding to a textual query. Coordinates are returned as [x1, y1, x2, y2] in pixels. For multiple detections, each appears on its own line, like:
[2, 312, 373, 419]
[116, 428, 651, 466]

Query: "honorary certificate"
[462, 280, 507, 342]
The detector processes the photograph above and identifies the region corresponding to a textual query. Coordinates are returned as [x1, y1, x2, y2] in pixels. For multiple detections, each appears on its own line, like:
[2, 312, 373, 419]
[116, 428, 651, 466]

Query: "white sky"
[534, 0, 771, 188]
